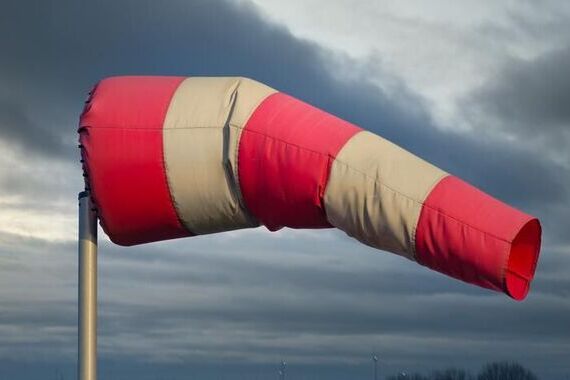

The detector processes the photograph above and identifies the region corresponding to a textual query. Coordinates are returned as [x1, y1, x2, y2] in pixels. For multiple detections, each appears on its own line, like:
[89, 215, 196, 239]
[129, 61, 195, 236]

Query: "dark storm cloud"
[0, 99, 68, 159]
[0, 0, 569, 379]
[96, 234, 570, 341]
[0, 0, 566, 211]
[463, 46, 570, 153]
[2, 229, 568, 380]
[480, 47, 570, 130]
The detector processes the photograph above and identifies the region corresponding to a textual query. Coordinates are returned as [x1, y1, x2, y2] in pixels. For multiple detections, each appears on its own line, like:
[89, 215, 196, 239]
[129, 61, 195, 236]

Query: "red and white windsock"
[79, 76, 542, 300]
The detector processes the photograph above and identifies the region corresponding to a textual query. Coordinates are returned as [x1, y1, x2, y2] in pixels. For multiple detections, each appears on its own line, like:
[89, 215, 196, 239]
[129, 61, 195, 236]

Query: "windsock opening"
[505, 218, 541, 300]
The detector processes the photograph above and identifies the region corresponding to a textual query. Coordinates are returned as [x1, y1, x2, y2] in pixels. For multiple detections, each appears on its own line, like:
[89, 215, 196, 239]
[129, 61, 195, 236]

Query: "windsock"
[79, 76, 541, 300]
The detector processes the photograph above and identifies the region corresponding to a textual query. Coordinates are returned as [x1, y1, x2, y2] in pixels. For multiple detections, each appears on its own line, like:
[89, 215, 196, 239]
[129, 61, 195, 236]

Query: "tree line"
[386, 361, 538, 380]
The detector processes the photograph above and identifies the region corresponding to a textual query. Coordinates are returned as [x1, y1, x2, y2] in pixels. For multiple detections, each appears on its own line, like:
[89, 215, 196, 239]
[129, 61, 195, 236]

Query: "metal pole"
[374, 360, 377, 380]
[373, 354, 378, 380]
[78, 191, 97, 380]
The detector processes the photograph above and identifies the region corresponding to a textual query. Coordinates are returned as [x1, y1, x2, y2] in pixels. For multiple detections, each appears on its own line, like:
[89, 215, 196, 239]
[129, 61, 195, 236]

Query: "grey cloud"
[0, 99, 68, 159]
[0, 0, 566, 214]
[95, 235, 570, 342]
[473, 47, 570, 129]
[2, 229, 569, 379]
[462, 46, 570, 160]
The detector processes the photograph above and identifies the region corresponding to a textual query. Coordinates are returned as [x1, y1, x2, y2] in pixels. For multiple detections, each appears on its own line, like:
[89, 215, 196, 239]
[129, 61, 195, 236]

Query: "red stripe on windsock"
[238, 93, 361, 231]
[79, 76, 190, 245]
[414, 176, 541, 300]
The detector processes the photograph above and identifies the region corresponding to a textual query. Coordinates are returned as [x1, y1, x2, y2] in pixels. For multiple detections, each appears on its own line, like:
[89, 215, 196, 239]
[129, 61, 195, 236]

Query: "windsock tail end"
[505, 218, 541, 300]
[415, 176, 542, 301]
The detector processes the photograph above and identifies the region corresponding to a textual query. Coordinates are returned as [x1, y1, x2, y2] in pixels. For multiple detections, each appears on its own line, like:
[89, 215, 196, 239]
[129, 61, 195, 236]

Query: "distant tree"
[477, 361, 538, 380]
[387, 362, 539, 380]
[386, 372, 428, 380]
[431, 368, 474, 380]
[409, 375, 429, 380]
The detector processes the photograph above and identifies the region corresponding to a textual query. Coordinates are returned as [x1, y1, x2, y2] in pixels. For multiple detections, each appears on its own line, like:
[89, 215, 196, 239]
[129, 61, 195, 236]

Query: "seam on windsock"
[83, 126, 225, 130]
[161, 77, 196, 235]
[319, 129, 364, 228]
[230, 123, 260, 227]
[410, 172, 450, 260]
[499, 235, 512, 292]
[231, 124, 246, 208]
[226, 78, 274, 227]
[221, 81, 254, 224]
[237, 125, 348, 158]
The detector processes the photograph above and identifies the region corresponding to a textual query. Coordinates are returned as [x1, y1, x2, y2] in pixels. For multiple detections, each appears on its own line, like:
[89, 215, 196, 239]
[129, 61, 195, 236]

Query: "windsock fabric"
[79, 76, 542, 300]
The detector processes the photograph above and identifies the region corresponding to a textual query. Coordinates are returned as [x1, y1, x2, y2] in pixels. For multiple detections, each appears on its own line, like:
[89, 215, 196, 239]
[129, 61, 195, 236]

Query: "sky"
[0, 0, 569, 379]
